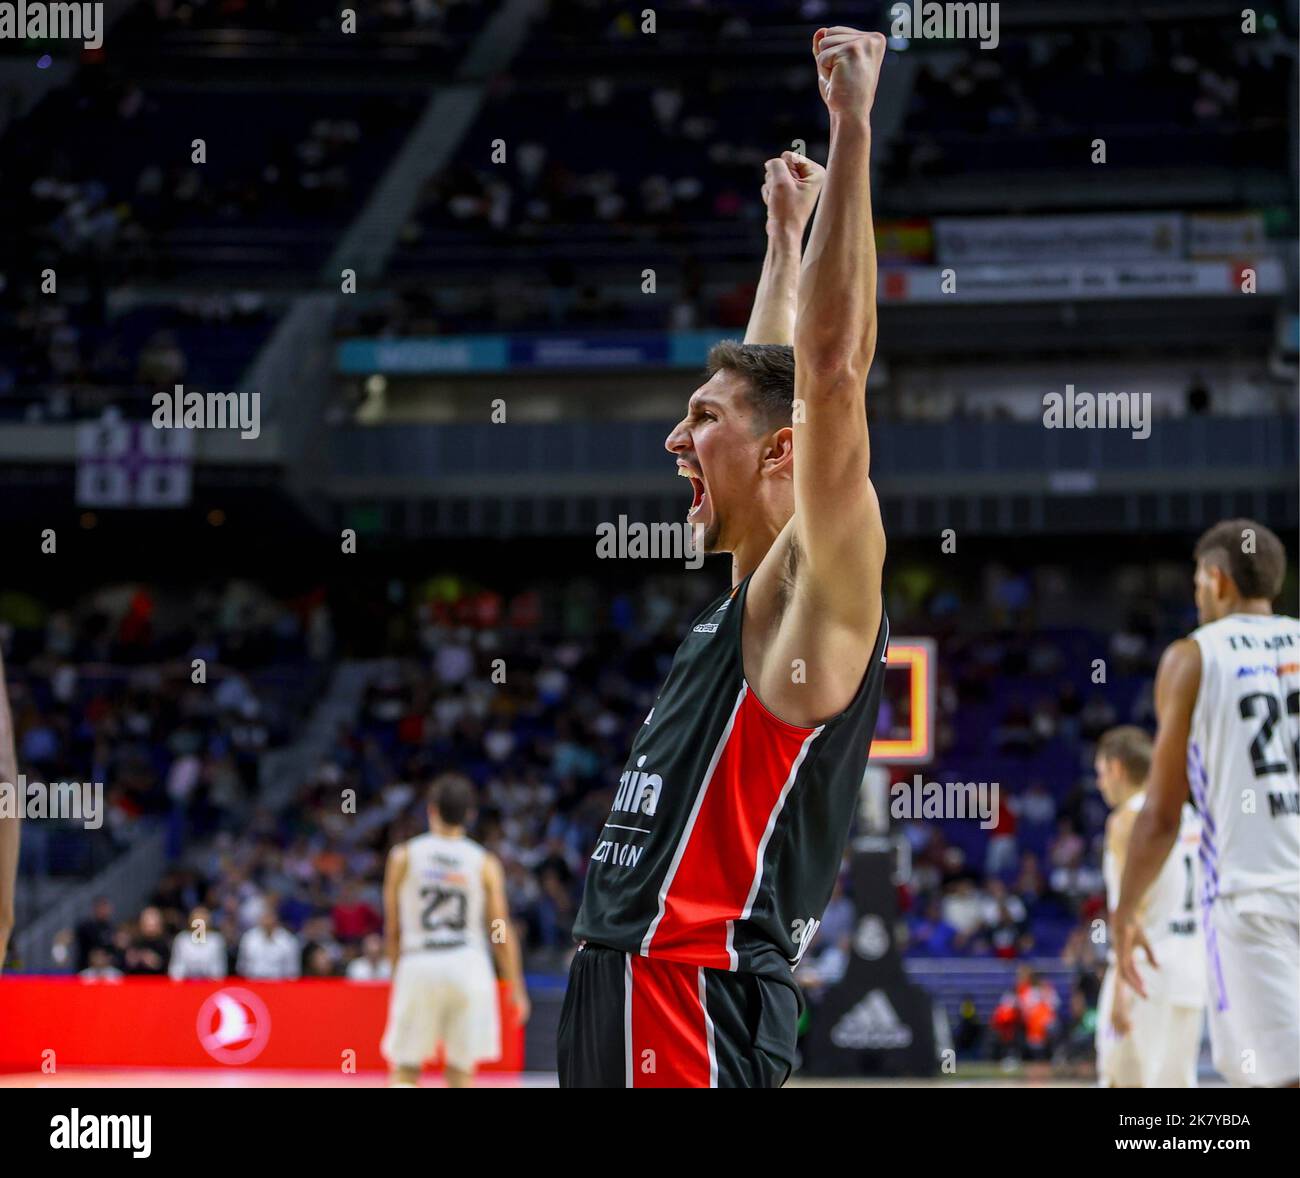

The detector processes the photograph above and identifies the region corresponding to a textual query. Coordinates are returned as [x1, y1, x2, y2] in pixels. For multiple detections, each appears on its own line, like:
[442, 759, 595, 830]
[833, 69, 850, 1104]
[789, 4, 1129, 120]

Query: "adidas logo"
[830, 990, 913, 1050]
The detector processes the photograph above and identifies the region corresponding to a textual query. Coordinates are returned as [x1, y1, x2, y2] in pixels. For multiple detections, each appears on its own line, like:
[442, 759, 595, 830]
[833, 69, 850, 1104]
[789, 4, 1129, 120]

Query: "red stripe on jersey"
[641, 685, 822, 969]
[626, 955, 713, 1087]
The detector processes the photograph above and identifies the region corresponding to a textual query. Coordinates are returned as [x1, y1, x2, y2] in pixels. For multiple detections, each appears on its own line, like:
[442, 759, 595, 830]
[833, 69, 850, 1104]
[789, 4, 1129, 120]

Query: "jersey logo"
[613, 755, 663, 817]
[693, 595, 731, 634]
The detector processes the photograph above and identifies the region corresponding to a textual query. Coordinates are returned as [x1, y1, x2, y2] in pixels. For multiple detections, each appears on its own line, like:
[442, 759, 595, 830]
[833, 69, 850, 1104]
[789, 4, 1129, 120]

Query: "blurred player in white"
[381, 772, 529, 1087]
[1116, 519, 1299, 1087]
[1095, 725, 1204, 1086]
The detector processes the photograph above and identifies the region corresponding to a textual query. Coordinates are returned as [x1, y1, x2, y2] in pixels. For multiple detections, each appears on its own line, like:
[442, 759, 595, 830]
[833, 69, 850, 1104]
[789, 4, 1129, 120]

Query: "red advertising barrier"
[0, 977, 524, 1073]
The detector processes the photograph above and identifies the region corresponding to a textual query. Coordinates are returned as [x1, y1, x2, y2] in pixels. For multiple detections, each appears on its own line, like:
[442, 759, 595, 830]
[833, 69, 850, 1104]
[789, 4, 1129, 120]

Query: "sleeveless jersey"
[399, 832, 489, 957]
[1187, 613, 1300, 911]
[1104, 794, 1205, 1006]
[573, 572, 889, 989]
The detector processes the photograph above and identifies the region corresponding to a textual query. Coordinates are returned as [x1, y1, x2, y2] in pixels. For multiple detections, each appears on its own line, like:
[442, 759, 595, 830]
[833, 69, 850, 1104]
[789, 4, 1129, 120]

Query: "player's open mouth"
[678, 465, 709, 520]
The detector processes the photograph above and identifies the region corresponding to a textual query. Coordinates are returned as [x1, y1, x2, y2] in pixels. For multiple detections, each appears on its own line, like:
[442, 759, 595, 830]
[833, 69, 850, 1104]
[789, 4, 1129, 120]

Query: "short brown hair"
[1194, 519, 1286, 602]
[427, 772, 475, 827]
[1096, 726, 1152, 785]
[706, 341, 795, 432]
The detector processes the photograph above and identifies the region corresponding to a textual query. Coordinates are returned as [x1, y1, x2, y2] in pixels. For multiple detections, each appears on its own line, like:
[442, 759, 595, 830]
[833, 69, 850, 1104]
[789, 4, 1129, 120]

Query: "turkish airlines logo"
[196, 987, 272, 1064]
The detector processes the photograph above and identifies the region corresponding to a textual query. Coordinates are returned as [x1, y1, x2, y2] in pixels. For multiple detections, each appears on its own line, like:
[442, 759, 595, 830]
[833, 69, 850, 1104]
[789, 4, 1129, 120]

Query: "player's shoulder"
[1156, 635, 1203, 684]
[390, 832, 425, 861]
[1106, 797, 1140, 838]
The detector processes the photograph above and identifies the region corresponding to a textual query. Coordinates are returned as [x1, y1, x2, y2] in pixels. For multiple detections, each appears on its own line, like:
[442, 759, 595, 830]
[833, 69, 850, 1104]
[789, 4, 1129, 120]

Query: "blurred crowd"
[26, 551, 1215, 992]
[3, 581, 330, 863]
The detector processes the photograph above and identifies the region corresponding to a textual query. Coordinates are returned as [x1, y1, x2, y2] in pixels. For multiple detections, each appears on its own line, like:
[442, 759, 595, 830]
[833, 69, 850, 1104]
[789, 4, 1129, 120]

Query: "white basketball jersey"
[399, 832, 490, 957]
[1105, 794, 1206, 1006]
[1188, 613, 1300, 907]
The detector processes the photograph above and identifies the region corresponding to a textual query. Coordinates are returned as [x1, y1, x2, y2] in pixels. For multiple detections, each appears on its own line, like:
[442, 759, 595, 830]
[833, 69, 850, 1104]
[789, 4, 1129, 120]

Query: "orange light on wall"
[868, 637, 936, 765]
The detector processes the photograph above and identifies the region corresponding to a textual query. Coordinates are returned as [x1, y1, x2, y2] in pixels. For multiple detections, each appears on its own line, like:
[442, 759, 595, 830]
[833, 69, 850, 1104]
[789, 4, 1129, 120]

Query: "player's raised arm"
[744, 153, 824, 346]
[1114, 638, 1201, 996]
[382, 843, 408, 971]
[0, 643, 18, 972]
[793, 27, 886, 627]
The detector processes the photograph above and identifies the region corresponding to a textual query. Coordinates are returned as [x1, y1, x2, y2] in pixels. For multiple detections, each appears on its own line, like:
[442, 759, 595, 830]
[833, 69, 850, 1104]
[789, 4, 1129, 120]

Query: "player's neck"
[1221, 597, 1272, 618]
[729, 507, 789, 586]
[1116, 783, 1143, 807]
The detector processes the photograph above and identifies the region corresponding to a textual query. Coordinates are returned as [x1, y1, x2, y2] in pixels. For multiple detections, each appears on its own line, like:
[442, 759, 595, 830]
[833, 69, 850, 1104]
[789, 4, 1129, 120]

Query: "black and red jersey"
[574, 571, 889, 990]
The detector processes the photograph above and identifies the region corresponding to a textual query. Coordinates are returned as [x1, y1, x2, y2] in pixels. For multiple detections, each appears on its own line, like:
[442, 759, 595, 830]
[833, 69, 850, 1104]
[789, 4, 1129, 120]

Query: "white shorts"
[381, 949, 500, 1073]
[1096, 965, 1203, 1087]
[1204, 894, 1300, 1088]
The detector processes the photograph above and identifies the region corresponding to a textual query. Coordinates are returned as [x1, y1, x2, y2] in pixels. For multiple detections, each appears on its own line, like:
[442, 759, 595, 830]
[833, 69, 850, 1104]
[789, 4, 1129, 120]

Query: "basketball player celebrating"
[558, 27, 890, 1088]
[1115, 520, 1299, 1087]
[1094, 726, 1204, 1087]
[381, 773, 529, 1087]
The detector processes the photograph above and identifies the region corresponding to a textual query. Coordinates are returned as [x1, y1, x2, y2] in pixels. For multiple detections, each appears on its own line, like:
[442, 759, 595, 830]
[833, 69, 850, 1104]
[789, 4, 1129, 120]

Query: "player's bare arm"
[746, 27, 887, 728]
[382, 843, 408, 971]
[0, 643, 18, 973]
[1104, 806, 1139, 1034]
[744, 152, 825, 346]
[483, 851, 529, 1026]
[1114, 638, 1202, 996]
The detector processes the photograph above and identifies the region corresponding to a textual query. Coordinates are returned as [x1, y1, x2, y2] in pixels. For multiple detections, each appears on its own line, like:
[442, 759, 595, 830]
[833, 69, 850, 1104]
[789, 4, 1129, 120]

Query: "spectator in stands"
[1056, 984, 1099, 1077]
[331, 879, 381, 944]
[1016, 966, 1061, 1064]
[236, 907, 300, 979]
[906, 895, 959, 957]
[983, 793, 1018, 877]
[303, 944, 335, 977]
[79, 946, 123, 981]
[953, 997, 984, 1059]
[74, 894, 115, 970]
[1018, 780, 1056, 832]
[168, 906, 228, 980]
[122, 906, 171, 975]
[940, 878, 986, 952]
[300, 914, 344, 976]
[1013, 851, 1046, 906]
[1046, 818, 1102, 899]
[981, 879, 1029, 959]
[345, 933, 391, 981]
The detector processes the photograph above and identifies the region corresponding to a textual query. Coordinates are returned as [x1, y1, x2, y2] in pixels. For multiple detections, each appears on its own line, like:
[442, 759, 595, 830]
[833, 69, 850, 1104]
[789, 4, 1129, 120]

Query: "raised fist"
[812, 27, 886, 117]
[761, 151, 825, 236]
